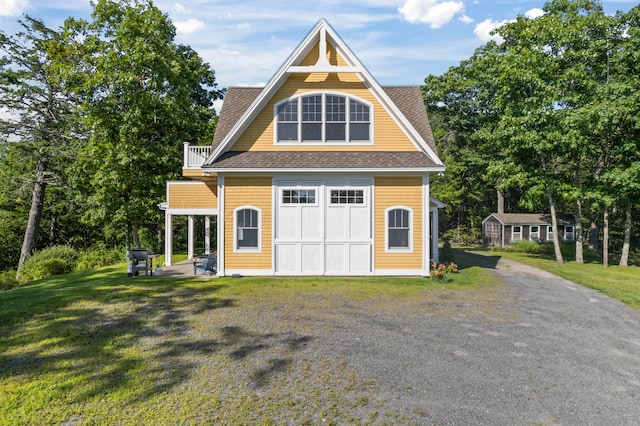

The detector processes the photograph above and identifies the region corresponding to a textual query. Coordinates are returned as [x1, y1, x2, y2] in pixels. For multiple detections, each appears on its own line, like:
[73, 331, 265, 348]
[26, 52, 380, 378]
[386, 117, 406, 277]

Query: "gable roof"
[212, 86, 438, 155]
[205, 19, 443, 168]
[484, 213, 575, 226]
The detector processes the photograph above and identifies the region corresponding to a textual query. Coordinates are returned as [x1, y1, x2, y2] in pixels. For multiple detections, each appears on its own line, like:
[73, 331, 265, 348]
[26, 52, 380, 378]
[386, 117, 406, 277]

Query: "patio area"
[154, 260, 217, 279]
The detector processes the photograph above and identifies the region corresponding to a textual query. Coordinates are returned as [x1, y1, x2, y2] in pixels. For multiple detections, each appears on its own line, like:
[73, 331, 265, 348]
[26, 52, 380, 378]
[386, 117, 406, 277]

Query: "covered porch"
[160, 180, 218, 266]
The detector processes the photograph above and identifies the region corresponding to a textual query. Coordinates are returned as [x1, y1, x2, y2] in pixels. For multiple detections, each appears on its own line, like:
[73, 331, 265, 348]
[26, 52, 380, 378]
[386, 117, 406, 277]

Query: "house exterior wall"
[374, 176, 423, 270]
[223, 176, 273, 271]
[229, 74, 418, 152]
[167, 181, 217, 209]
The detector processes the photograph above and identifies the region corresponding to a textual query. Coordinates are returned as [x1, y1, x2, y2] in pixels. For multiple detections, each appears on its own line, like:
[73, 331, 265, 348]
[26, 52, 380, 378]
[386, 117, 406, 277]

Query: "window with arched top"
[386, 207, 413, 251]
[276, 93, 371, 144]
[234, 207, 261, 252]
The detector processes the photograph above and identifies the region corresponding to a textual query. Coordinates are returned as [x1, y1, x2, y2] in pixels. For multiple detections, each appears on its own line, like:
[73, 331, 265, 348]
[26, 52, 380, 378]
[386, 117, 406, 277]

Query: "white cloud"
[173, 3, 190, 14]
[459, 14, 473, 24]
[474, 18, 508, 43]
[398, 0, 465, 29]
[0, 0, 28, 17]
[524, 8, 544, 19]
[174, 18, 205, 35]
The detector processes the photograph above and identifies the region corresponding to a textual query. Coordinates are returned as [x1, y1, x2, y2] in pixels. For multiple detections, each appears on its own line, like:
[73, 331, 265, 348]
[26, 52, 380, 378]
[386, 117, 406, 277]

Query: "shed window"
[512, 226, 522, 241]
[530, 226, 540, 241]
[564, 226, 575, 241]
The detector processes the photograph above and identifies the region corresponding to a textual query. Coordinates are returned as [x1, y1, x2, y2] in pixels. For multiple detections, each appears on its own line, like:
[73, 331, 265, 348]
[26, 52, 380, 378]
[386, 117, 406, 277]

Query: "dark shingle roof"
[488, 213, 574, 226]
[382, 86, 437, 154]
[205, 151, 441, 170]
[211, 87, 263, 149]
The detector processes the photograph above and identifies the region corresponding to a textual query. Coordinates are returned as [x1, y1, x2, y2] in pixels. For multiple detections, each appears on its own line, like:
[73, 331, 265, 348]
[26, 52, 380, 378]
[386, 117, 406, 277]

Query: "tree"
[0, 17, 80, 272]
[424, 42, 505, 241]
[62, 0, 222, 251]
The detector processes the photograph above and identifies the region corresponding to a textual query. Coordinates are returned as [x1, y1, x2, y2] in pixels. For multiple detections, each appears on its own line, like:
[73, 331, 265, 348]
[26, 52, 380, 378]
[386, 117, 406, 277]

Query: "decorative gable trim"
[205, 19, 443, 167]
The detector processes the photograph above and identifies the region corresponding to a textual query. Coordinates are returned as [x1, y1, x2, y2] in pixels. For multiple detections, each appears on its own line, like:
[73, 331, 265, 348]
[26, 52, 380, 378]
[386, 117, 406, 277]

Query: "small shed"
[482, 213, 575, 247]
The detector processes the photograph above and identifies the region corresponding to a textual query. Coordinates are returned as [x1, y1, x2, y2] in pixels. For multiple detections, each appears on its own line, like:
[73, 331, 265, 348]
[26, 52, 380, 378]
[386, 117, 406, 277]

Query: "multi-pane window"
[350, 100, 370, 141]
[547, 225, 554, 241]
[564, 226, 575, 241]
[512, 226, 522, 241]
[302, 95, 322, 141]
[277, 100, 298, 141]
[388, 208, 410, 249]
[330, 189, 364, 204]
[325, 95, 346, 141]
[282, 189, 316, 204]
[236, 208, 259, 250]
[276, 93, 370, 143]
[530, 225, 540, 241]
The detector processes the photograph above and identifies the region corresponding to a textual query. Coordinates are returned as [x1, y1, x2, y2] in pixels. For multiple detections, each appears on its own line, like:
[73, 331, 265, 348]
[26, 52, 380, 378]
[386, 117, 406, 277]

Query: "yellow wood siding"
[374, 177, 423, 270]
[229, 74, 418, 152]
[224, 176, 272, 270]
[168, 182, 217, 209]
[299, 42, 348, 66]
[182, 169, 217, 179]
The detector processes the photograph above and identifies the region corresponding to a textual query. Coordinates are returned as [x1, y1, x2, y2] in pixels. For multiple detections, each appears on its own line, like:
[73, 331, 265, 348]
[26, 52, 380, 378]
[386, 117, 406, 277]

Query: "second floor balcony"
[183, 142, 211, 169]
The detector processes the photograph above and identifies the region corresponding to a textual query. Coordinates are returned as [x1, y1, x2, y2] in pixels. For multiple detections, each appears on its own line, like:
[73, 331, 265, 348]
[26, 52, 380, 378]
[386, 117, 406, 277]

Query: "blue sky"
[1, 0, 637, 95]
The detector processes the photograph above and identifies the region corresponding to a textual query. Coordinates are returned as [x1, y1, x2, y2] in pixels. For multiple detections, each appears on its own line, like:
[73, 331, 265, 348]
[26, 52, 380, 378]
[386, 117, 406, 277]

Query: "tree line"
[425, 0, 639, 267]
[0, 0, 223, 274]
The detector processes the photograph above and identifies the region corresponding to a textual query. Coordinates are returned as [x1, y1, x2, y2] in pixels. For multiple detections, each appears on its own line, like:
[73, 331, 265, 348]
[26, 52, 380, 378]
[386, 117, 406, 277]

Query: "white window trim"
[385, 206, 413, 253]
[547, 225, 555, 241]
[274, 91, 373, 146]
[279, 186, 319, 206]
[233, 206, 262, 253]
[512, 225, 522, 241]
[529, 225, 540, 241]
[564, 225, 575, 241]
[327, 186, 368, 207]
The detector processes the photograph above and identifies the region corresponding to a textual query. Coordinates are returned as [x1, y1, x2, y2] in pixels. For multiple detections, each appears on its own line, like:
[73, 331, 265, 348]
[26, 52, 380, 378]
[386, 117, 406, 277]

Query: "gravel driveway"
[305, 252, 640, 424]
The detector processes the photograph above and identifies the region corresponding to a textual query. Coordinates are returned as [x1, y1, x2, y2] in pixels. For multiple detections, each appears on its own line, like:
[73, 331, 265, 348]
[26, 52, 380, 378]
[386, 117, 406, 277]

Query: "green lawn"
[466, 248, 640, 310]
[0, 262, 496, 425]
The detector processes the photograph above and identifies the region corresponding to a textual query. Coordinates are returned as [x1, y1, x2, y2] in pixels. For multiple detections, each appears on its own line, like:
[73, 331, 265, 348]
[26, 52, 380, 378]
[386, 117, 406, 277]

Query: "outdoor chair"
[193, 252, 217, 276]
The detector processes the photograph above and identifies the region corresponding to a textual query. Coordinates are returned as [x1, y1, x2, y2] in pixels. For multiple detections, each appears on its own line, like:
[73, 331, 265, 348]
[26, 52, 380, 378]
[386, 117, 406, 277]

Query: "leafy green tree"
[62, 0, 222, 251]
[424, 43, 505, 239]
[0, 17, 81, 272]
[425, 0, 638, 265]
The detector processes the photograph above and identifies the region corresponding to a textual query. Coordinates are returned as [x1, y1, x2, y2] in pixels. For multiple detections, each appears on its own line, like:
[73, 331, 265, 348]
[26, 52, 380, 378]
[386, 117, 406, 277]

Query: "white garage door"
[275, 181, 372, 275]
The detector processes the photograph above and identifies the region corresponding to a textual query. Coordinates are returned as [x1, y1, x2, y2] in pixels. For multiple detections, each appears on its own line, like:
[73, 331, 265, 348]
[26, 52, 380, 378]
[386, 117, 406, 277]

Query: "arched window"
[234, 207, 261, 252]
[386, 207, 412, 251]
[276, 93, 371, 144]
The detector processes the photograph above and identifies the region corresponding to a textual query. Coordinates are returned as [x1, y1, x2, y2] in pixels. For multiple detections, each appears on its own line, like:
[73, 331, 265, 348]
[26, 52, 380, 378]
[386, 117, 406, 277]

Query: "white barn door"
[325, 186, 372, 275]
[275, 184, 323, 274]
[275, 180, 372, 275]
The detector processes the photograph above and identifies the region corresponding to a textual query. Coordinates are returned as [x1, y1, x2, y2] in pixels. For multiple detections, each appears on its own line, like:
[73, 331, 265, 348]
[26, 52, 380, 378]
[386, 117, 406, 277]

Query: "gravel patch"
[142, 256, 640, 424]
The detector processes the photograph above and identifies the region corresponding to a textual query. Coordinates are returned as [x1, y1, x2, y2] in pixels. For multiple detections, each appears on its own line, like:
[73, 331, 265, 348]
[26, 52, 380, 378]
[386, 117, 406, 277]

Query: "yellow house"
[162, 19, 445, 276]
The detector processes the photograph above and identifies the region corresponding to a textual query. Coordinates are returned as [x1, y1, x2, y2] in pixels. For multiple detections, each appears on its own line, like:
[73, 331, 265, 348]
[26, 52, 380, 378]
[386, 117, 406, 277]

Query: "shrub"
[430, 261, 459, 282]
[75, 247, 123, 271]
[440, 240, 455, 263]
[21, 245, 78, 283]
[0, 270, 19, 291]
[442, 225, 481, 246]
[511, 240, 547, 254]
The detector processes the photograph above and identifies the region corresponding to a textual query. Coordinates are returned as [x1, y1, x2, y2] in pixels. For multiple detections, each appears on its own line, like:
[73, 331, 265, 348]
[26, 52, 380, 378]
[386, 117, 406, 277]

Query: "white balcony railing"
[183, 142, 211, 168]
